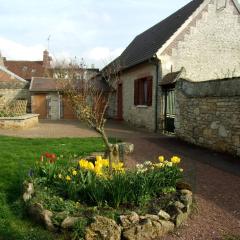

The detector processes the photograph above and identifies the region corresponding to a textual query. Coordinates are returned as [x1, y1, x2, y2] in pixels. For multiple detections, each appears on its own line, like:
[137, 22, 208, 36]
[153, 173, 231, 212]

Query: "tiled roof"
[30, 77, 59, 92]
[4, 60, 47, 81]
[160, 71, 181, 86]
[0, 65, 29, 89]
[119, 0, 204, 69]
[30, 77, 109, 92]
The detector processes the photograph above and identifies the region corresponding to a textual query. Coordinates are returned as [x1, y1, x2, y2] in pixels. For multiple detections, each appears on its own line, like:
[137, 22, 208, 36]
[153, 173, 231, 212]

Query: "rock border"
[23, 182, 193, 240]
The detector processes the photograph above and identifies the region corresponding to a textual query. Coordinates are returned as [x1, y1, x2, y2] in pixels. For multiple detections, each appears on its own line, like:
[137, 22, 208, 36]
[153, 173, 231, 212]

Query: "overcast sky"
[0, 0, 239, 68]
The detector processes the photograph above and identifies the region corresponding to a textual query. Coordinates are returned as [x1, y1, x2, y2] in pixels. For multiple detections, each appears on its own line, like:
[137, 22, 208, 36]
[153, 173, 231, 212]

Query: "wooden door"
[62, 96, 77, 119]
[31, 94, 47, 119]
[117, 83, 123, 120]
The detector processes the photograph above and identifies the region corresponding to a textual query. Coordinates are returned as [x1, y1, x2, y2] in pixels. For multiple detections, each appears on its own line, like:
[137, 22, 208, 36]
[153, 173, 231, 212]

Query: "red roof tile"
[4, 60, 48, 81]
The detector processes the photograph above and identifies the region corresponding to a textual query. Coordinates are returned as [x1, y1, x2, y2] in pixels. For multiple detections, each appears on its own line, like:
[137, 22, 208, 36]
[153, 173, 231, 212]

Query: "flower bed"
[23, 153, 193, 240]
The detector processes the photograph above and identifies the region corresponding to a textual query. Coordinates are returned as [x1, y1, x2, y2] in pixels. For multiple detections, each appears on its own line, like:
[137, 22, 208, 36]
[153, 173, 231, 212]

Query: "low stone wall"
[175, 78, 240, 157]
[0, 114, 39, 129]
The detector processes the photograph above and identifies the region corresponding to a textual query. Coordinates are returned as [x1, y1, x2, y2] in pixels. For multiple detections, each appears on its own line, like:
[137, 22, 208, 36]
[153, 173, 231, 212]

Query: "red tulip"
[45, 152, 52, 158]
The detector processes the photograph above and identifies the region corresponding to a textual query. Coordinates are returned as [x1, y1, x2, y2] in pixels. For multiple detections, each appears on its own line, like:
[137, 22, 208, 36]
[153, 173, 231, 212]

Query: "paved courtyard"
[0, 120, 240, 239]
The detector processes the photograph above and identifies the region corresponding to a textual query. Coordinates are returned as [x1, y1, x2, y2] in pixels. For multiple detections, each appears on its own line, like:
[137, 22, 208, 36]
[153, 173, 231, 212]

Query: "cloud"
[0, 37, 45, 60]
[86, 47, 123, 62]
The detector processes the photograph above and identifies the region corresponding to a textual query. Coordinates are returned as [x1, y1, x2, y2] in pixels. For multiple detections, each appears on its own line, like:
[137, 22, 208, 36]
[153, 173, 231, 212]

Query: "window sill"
[135, 105, 148, 108]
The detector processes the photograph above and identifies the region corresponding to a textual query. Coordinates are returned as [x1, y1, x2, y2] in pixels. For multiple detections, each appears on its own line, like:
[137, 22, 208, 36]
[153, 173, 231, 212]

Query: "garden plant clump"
[24, 153, 192, 239]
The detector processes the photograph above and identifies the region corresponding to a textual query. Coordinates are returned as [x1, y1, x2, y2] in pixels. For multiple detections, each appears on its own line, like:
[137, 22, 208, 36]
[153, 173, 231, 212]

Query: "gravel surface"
[0, 120, 239, 239]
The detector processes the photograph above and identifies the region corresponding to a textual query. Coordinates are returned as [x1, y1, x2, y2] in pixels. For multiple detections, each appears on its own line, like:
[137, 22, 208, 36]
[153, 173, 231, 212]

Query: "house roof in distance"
[0, 65, 29, 89]
[30, 77, 59, 92]
[30, 76, 109, 93]
[119, 0, 204, 69]
[4, 60, 47, 81]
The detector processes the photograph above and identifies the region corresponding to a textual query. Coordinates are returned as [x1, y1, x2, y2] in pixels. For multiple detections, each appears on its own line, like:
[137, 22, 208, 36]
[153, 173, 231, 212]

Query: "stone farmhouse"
[29, 66, 99, 120]
[106, 0, 240, 156]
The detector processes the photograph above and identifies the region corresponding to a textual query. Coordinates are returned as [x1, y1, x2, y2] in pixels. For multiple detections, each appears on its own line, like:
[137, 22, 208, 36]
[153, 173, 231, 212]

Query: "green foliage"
[0, 136, 105, 240]
[32, 157, 183, 209]
[71, 217, 92, 240]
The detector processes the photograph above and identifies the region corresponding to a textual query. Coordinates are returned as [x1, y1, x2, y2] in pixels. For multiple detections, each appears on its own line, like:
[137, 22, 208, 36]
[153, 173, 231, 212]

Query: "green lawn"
[0, 135, 106, 240]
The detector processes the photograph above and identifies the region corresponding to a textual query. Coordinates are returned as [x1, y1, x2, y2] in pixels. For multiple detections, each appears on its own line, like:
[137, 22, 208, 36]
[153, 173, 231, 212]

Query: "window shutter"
[147, 77, 153, 106]
[134, 79, 139, 105]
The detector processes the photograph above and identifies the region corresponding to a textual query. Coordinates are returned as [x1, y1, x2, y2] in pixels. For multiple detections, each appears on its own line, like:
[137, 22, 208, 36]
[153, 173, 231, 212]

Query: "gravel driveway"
[0, 120, 239, 239]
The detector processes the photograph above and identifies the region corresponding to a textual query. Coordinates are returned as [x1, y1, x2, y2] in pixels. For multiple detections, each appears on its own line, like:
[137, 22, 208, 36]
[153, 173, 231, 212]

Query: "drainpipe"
[151, 55, 162, 133]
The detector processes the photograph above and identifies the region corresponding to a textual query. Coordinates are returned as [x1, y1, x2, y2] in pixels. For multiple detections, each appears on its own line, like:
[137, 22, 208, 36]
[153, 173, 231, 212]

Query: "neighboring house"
[30, 77, 76, 119]
[0, 65, 29, 108]
[1, 50, 100, 119]
[107, 0, 240, 132]
[3, 50, 52, 82]
[30, 68, 102, 120]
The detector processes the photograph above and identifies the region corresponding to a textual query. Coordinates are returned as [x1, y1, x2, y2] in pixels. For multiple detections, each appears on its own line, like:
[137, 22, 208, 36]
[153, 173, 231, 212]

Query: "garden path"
[0, 119, 239, 239]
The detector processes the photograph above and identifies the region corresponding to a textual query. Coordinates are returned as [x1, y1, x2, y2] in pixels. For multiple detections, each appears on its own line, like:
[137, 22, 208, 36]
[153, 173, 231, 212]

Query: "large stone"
[174, 201, 185, 210]
[158, 210, 171, 221]
[28, 203, 44, 223]
[175, 211, 189, 227]
[218, 125, 228, 138]
[61, 216, 80, 229]
[85, 215, 121, 240]
[176, 182, 192, 191]
[122, 218, 174, 240]
[143, 214, 159, 221]
[23, 182, 34, 202]
[120, 212, 139, 228]
[117, 142, 134, 154]
[43, 210, 55, 231]
[28, 203, 56, 231]
[180, 189, 193, 208]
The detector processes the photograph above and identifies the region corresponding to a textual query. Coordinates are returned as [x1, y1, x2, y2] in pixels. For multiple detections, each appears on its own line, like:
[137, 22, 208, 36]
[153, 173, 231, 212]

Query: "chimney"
[43, 50, 52, 68]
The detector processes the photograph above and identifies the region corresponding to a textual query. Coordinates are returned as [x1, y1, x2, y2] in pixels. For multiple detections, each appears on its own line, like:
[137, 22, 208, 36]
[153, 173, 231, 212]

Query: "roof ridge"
[118, 0, 204, 69]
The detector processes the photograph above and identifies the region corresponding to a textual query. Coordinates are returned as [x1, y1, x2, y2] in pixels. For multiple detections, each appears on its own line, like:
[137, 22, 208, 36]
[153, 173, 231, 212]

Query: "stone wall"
[159, 0, 240, 82]
[121, 62, 158, 131]
[0, 114, 39, 129]
[175, 78, 240, 156]
[108, 93, 117, 119]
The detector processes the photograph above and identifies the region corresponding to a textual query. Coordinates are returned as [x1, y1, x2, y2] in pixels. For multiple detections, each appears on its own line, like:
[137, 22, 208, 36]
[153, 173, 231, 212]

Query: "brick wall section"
[175, 78, 240, 156]
[160, 0, 240, 81]
[121, 62, 157, 130]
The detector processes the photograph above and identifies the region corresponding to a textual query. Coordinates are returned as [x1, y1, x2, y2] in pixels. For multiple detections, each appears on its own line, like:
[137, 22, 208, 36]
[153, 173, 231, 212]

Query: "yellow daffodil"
[79, 159, 94, 171]
[66, 175, 71, 181]
[112, 162, 125, 172]
[72, 170, 77, 176]
[96, 156, 102, 162]
[158, 156, 165, 163]
[101, 158, 109, 167]
[171, 156, 181, 164]
[94, 164, 103, 176]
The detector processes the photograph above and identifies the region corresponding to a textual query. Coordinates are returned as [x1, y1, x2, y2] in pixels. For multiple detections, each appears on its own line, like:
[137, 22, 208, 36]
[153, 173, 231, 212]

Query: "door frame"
[117, 83, 123, 120]
[162, 84, 176, 133]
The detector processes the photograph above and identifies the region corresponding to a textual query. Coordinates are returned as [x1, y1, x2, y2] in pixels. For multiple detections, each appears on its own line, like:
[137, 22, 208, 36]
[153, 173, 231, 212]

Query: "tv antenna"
[47, 35, 51, 51]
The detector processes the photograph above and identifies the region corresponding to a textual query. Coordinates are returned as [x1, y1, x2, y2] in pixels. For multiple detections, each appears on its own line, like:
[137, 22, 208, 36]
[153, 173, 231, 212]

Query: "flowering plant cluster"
[31, 153, 183, 208]
[136, 155, 183, 173]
